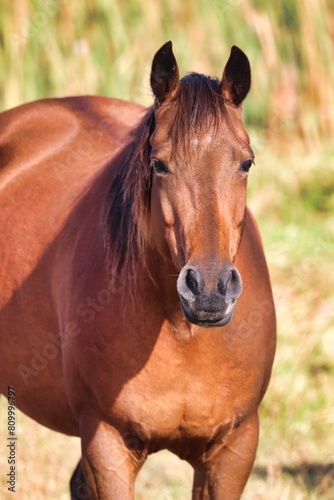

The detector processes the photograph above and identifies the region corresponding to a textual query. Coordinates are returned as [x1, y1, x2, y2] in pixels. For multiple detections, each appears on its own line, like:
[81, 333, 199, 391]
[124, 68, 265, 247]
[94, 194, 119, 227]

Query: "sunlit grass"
[245, 144, 334, 498]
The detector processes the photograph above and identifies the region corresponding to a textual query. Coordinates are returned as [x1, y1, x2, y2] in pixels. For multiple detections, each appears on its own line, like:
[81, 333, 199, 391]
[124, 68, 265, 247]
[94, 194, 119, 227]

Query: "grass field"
[1, 1, 334, 498]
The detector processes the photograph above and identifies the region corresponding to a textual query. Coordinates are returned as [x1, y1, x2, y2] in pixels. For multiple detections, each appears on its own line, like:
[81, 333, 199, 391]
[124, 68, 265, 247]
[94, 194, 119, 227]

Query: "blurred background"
[0, 0, 333, 498]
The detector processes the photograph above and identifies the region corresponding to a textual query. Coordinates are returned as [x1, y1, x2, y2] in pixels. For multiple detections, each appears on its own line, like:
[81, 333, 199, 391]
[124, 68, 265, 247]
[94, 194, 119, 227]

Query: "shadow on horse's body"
[0, 42, 276, 499]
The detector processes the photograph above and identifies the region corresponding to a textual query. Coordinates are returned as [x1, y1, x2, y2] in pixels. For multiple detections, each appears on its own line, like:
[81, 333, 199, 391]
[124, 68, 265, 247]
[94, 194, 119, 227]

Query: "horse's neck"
[139, 246, 189, 333]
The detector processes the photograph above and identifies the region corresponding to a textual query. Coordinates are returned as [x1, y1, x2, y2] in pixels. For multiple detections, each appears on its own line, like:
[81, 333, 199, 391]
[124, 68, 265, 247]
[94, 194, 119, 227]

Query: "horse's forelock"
[170, 74, 227, 158]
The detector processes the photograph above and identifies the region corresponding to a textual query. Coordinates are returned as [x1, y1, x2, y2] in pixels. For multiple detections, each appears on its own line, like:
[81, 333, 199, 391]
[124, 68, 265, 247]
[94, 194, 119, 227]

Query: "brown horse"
[0, 42, 276, 499]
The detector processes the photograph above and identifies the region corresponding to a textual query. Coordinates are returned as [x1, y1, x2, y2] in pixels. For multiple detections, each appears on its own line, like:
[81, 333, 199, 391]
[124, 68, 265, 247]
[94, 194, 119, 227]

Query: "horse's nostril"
[218, 272, 228, 295]
[218, 266, 242, 299]
[186, 268, 200, 295]
[230, 269, 239, 285]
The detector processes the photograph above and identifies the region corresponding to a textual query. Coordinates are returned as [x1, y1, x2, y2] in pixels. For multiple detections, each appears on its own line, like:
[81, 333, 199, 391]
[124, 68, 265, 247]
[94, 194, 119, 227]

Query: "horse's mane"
[103, 108, 155, 285]
[104, 73, 228, 286]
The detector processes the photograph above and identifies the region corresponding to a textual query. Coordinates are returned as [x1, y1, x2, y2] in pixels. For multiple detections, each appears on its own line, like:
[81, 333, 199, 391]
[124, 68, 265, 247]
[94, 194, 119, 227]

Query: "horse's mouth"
[179, 298, 235, 328]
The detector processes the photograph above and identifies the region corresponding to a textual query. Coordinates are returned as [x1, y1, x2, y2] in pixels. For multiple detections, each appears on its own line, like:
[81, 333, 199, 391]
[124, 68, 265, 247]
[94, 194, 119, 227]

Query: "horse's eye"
[239, 159, 254, 173]
[151, 159, 169, 176]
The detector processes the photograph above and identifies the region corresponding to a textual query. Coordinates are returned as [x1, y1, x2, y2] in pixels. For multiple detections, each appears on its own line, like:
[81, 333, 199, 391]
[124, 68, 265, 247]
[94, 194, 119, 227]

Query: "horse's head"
[149, 42, 253, 328]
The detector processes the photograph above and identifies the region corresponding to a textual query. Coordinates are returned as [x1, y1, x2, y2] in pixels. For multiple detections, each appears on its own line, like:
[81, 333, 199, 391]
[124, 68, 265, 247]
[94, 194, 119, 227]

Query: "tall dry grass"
[1, 0, 334, 147]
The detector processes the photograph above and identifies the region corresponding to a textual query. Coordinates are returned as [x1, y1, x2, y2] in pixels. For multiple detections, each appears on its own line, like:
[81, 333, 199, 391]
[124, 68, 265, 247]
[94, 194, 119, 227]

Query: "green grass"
[245, 142, 334, 499]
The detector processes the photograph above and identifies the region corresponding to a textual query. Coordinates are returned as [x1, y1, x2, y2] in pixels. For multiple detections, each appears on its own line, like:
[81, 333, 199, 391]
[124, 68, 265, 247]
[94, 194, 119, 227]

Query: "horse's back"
[0, 95, 143, 179]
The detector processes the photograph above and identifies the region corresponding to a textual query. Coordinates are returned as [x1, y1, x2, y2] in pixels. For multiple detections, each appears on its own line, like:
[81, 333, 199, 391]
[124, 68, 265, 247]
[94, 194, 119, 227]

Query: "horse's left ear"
[220, 46, 251, 107]
[150, 41, 180, 105]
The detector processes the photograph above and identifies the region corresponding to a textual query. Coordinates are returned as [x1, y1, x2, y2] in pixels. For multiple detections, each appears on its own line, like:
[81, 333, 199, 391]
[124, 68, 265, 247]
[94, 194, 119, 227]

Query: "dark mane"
[103, 108, 155, 284]
[104, 73, 228, 284]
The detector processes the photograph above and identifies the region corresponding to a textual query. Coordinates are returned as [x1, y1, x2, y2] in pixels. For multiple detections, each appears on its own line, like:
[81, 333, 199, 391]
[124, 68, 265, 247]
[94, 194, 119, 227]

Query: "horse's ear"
[220, 46, 251, 107]
[150, 41, 180, 105]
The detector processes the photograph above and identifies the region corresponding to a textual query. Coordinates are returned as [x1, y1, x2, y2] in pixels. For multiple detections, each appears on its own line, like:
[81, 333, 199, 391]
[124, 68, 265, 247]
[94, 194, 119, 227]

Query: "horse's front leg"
[192, 412, 259, 500]
[79, 409, 146, 500]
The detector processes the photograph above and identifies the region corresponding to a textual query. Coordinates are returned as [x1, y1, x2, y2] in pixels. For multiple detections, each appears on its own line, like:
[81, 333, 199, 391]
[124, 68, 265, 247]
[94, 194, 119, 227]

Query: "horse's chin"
[179, 299, 235, 328]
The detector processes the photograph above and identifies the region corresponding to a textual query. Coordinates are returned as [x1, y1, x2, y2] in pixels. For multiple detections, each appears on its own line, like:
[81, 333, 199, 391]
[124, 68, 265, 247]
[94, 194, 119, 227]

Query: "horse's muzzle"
[177, 263, 243, 328]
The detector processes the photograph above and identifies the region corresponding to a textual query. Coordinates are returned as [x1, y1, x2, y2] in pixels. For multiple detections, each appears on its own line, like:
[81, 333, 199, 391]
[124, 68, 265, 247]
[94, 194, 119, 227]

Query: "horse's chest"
[111, 361, 245, 444]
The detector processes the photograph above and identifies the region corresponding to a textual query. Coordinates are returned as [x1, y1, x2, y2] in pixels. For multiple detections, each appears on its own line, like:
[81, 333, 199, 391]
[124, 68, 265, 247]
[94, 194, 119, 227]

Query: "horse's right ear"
[150, 41, 180, 106]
